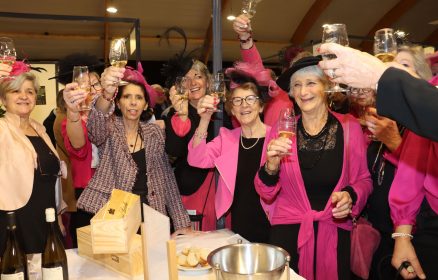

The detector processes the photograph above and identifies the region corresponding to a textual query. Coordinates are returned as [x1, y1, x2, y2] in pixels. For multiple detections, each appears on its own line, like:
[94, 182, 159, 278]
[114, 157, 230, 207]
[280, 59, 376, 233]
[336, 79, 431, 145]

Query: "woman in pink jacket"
[187, 69, 272, 243]
[255, 56, 372, 280]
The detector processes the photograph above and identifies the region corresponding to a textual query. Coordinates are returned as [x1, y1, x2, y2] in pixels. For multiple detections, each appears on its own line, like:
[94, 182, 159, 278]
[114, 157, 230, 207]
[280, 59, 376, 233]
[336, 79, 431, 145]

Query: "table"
[29, 230, 305, 280]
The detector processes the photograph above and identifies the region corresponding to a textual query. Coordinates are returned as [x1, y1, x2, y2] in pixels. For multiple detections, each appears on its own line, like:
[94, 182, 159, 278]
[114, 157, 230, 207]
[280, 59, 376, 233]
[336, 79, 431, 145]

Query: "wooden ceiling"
[0, 0, 437, 65]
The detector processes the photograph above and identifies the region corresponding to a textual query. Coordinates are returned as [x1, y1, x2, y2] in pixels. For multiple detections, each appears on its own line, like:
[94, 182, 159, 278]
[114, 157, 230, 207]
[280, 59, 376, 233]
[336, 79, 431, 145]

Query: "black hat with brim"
[276, 55, 322, 92]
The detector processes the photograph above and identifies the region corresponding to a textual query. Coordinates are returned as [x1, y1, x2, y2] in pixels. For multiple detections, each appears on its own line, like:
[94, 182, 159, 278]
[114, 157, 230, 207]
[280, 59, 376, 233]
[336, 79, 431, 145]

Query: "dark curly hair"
[114, 80, 154, 122]
[228, 71, 271, 104]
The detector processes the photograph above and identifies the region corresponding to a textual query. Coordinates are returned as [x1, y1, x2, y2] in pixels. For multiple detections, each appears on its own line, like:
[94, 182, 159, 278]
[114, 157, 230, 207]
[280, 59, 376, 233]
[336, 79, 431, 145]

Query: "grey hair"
[289, 65, 329, 89]
[397, 45, 433, 81]
[0, 72, 39, 100]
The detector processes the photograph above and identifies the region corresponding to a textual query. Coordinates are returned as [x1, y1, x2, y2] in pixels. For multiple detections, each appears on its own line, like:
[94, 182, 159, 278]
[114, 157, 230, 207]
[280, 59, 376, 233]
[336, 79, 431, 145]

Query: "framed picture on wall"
[36, 85, 47, 105]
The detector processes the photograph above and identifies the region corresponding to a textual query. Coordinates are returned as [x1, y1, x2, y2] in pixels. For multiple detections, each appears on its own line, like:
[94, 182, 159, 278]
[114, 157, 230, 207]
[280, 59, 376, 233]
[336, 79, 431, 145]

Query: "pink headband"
[225, 61, 279, 97]
[123, 62, 159, 107]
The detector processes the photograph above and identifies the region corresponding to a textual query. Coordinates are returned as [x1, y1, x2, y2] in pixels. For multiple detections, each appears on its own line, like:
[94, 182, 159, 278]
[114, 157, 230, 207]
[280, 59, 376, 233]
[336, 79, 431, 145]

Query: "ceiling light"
[106, 6, 118, 13]
[227, 15, 236, 21]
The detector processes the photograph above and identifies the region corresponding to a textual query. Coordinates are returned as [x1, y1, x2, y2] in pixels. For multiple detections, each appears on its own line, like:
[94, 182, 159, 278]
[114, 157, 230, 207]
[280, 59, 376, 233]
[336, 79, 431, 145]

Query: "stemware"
[321, 23, 349, 93]
[0, 37, 17, 67]
[208, 73, 226, 112]
[174, 76, 190, 115]
[374, 28, 397, 62]
[72, 66, 92, 111]
[109, 38, 128, 86]
[278, 108, 296, 155]
[241, 0, 261, 18]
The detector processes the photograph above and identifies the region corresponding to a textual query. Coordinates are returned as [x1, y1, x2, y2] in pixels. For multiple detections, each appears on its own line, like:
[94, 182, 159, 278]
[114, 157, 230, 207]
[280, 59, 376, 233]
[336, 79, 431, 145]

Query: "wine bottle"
[0, 211, 29, 280]
[41, 208, 68, 280]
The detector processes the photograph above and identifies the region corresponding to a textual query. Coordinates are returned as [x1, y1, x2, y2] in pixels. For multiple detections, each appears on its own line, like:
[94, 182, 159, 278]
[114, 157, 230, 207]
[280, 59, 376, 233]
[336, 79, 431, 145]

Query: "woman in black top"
[187, 70, 271, 242]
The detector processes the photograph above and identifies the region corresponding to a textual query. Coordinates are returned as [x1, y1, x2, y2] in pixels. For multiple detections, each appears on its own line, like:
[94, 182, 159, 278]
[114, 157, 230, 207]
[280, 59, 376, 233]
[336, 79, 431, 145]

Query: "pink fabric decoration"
[170, 114, 191, 137]
[123, 62, 159, 108]
[10, 61, 31, 77]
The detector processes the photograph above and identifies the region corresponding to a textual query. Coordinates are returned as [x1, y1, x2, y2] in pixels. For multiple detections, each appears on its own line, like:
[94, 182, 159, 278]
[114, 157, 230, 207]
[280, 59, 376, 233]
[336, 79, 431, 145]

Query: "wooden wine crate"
[90, 189, 141, 254]
[77, 225, 144, 279]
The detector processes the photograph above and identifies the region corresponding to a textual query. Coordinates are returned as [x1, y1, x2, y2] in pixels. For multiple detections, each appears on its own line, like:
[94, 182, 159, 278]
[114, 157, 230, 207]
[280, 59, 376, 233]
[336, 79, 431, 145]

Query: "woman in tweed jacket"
[76, 65, 191, 234]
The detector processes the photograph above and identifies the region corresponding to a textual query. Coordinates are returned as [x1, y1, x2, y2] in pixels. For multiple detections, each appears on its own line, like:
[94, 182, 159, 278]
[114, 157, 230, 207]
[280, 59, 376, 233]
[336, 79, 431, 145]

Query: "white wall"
[29, 63, 59, 123]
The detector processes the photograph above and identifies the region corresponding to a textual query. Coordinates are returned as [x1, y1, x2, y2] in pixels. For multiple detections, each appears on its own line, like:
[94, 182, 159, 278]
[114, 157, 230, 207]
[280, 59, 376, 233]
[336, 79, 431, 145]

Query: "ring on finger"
[406, 266, 414, 273]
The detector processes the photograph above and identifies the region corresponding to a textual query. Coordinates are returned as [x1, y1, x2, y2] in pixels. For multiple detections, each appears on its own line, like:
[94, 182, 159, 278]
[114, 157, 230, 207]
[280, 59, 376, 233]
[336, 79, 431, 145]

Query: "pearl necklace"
[240, 132, 260, 150]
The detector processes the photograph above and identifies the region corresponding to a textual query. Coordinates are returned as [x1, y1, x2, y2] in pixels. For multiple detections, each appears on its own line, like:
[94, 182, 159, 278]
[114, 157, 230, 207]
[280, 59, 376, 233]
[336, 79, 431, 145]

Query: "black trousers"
[70, 188, 93, 248]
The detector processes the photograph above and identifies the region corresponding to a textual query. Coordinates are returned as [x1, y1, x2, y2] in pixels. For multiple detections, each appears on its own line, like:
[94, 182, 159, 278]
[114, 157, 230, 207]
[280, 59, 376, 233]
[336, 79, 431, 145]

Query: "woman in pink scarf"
[255, 56, 372, 280]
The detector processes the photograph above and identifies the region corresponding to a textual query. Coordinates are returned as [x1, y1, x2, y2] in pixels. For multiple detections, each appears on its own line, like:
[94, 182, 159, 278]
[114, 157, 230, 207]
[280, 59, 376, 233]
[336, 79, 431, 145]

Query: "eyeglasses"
[230, 95, 259, 107]
[91, 81, 103, 92]
[348, 87, 374, 96]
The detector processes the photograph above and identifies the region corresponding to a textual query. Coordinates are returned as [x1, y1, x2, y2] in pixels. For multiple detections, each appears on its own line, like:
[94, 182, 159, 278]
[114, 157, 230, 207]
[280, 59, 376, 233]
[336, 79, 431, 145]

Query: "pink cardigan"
[389, 131, 438, 227]
[187, 125, 272, 219]
[254, 112, 372, 280]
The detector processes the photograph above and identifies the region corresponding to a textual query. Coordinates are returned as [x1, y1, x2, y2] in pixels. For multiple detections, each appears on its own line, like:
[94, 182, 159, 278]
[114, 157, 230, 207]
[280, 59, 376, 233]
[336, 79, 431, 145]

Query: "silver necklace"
[240, 132, 260, 150]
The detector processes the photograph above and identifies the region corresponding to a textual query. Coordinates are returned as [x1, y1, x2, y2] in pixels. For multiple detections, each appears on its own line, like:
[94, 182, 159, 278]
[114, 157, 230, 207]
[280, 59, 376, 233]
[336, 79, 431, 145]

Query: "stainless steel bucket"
[207, 243, 290, 280]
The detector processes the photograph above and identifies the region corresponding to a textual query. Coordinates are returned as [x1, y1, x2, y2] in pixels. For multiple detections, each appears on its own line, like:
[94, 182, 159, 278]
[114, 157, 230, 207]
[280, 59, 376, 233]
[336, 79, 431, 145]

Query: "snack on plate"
[177, 246, 211, 268]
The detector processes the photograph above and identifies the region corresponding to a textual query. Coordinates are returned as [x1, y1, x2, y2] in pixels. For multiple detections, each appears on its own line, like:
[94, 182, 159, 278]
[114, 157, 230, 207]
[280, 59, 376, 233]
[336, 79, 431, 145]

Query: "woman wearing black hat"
[255, 56, 372, 280]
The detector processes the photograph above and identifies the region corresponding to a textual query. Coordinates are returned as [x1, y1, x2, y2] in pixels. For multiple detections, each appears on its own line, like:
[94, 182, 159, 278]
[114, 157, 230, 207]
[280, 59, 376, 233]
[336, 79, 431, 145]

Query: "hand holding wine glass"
[241, 0, 262, 19]
[277, 108, 296, 155]
[321, 23, 349, 93]
[109, 38, 128, 86]
[172, 76, 190, 116]
[72, 66, 92, 111]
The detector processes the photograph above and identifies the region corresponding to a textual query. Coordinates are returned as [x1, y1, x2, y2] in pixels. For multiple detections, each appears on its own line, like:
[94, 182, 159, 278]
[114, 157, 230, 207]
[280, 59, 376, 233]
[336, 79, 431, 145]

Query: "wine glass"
[72, 66, 92, 111]
[109, 38, 128, 86]
[0, 37, 17, 67]
[321, 23, 349, 93]
[374, 28, 397, 62]
[278, 108, 296, 155]
[208, 73, 226, 112]
[241, 0, 261, 18]
[174, 76, 190, 115]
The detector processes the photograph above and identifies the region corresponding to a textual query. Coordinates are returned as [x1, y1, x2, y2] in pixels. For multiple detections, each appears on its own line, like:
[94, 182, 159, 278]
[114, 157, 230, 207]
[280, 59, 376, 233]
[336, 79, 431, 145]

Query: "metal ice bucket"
[207, 242, 290, 280]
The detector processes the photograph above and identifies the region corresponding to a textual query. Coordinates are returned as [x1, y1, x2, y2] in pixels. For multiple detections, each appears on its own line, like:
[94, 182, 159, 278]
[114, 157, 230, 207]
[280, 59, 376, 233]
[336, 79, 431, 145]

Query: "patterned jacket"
[77, 106, 190, 230]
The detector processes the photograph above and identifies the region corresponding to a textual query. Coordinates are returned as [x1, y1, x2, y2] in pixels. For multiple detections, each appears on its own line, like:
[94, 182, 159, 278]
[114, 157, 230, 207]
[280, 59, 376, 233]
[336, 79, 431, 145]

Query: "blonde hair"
[0, 72, 39, 100]
[398, 45, 433, 80]
[190, 60, 211, 81]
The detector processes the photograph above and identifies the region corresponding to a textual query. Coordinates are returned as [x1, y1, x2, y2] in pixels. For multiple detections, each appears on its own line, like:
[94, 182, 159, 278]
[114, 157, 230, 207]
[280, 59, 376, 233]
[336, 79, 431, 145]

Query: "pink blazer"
[187, 125, 272, 219]
[389, 130, 438, 227]
[255, 112, 372, 280]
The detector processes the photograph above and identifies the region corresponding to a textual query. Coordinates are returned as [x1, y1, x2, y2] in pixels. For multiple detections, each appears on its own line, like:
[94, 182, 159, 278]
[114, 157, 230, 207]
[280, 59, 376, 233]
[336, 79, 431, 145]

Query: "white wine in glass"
[109, 38, 128, 86]
[241, 0, 262, 18]
[374, 28, 397, 62]
[278, 108, 296, 155]
[208, 73, 226, 112]
[321, 23, 349, 93]
[0, 37, 17, 66]
[72, 66, 92, 111]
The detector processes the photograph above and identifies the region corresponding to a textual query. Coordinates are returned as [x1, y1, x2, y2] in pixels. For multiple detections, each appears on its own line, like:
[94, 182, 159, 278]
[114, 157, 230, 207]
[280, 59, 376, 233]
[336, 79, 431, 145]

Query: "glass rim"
[375, 28, 394, 34]
[322, 23, 346, 28]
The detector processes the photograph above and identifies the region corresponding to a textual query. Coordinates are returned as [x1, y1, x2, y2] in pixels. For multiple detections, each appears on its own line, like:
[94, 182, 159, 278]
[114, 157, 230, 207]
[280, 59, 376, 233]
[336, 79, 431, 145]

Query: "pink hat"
[225, 61, 280, 97]
[123, 62, 159, 107]
[427, 51, 438, 65]
[429, 75, 438, 86]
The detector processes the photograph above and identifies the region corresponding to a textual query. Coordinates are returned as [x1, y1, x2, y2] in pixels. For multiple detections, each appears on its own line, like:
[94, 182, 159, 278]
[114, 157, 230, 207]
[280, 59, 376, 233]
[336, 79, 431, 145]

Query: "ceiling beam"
[0, 31, 290, 46]
[359, 0, 419, 52]
[424, 28, 438, 47]
[290, 0, 332, 45]
[201, 0, 230, 63]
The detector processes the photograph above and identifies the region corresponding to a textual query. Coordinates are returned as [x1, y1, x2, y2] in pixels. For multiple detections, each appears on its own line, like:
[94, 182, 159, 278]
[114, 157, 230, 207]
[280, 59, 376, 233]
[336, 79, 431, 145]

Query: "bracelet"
[391, 232, 413, 239]
[194, 129, 208, 140]
[101, 88, 118, 102]
[264, 162, 278, 176]
[238, 31, 253, 44]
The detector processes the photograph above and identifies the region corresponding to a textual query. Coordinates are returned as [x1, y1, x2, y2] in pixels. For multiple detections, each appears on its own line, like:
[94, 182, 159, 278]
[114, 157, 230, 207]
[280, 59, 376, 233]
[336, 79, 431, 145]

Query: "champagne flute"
[0, 37, 17, 67]
[174, 76, 190, 115]
[241, 0, 262, 19]
[374, 28, 397, 62]
[109, 38, 128, 86]
[208, 73, 226, 112]
[72, 66, 92, 111]
[278, 108, 296, 155]
[321, 23, 349, 93]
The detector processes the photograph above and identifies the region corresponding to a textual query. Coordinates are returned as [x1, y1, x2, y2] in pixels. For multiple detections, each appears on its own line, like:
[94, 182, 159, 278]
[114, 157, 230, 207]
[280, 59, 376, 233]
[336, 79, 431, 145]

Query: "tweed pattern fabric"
[77, 106, 190, 230]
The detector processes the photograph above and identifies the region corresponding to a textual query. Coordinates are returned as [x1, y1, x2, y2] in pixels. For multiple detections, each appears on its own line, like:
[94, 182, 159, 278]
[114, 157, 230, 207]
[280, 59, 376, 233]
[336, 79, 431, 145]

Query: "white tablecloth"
[29, 229, 304, 280]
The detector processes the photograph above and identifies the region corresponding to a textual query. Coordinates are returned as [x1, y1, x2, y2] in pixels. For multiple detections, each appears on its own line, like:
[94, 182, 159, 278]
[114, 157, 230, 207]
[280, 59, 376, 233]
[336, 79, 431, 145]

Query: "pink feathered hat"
[225, 61, 280, 97]
[123, 62, 159, 108]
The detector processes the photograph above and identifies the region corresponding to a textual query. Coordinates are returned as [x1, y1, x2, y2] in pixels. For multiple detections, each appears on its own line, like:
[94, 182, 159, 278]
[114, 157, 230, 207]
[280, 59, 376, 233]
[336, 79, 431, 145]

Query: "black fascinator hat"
[53, 53, 104, 85]
[276, 55, 322, 92]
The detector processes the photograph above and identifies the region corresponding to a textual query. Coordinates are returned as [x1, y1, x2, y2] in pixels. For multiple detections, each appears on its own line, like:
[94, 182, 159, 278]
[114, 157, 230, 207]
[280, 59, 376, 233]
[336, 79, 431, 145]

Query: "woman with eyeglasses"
[59, 71, 102, 248]
[255, 56, 372, 279]
[0, 62, 66, 254]
[187, 67, 271, 243]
